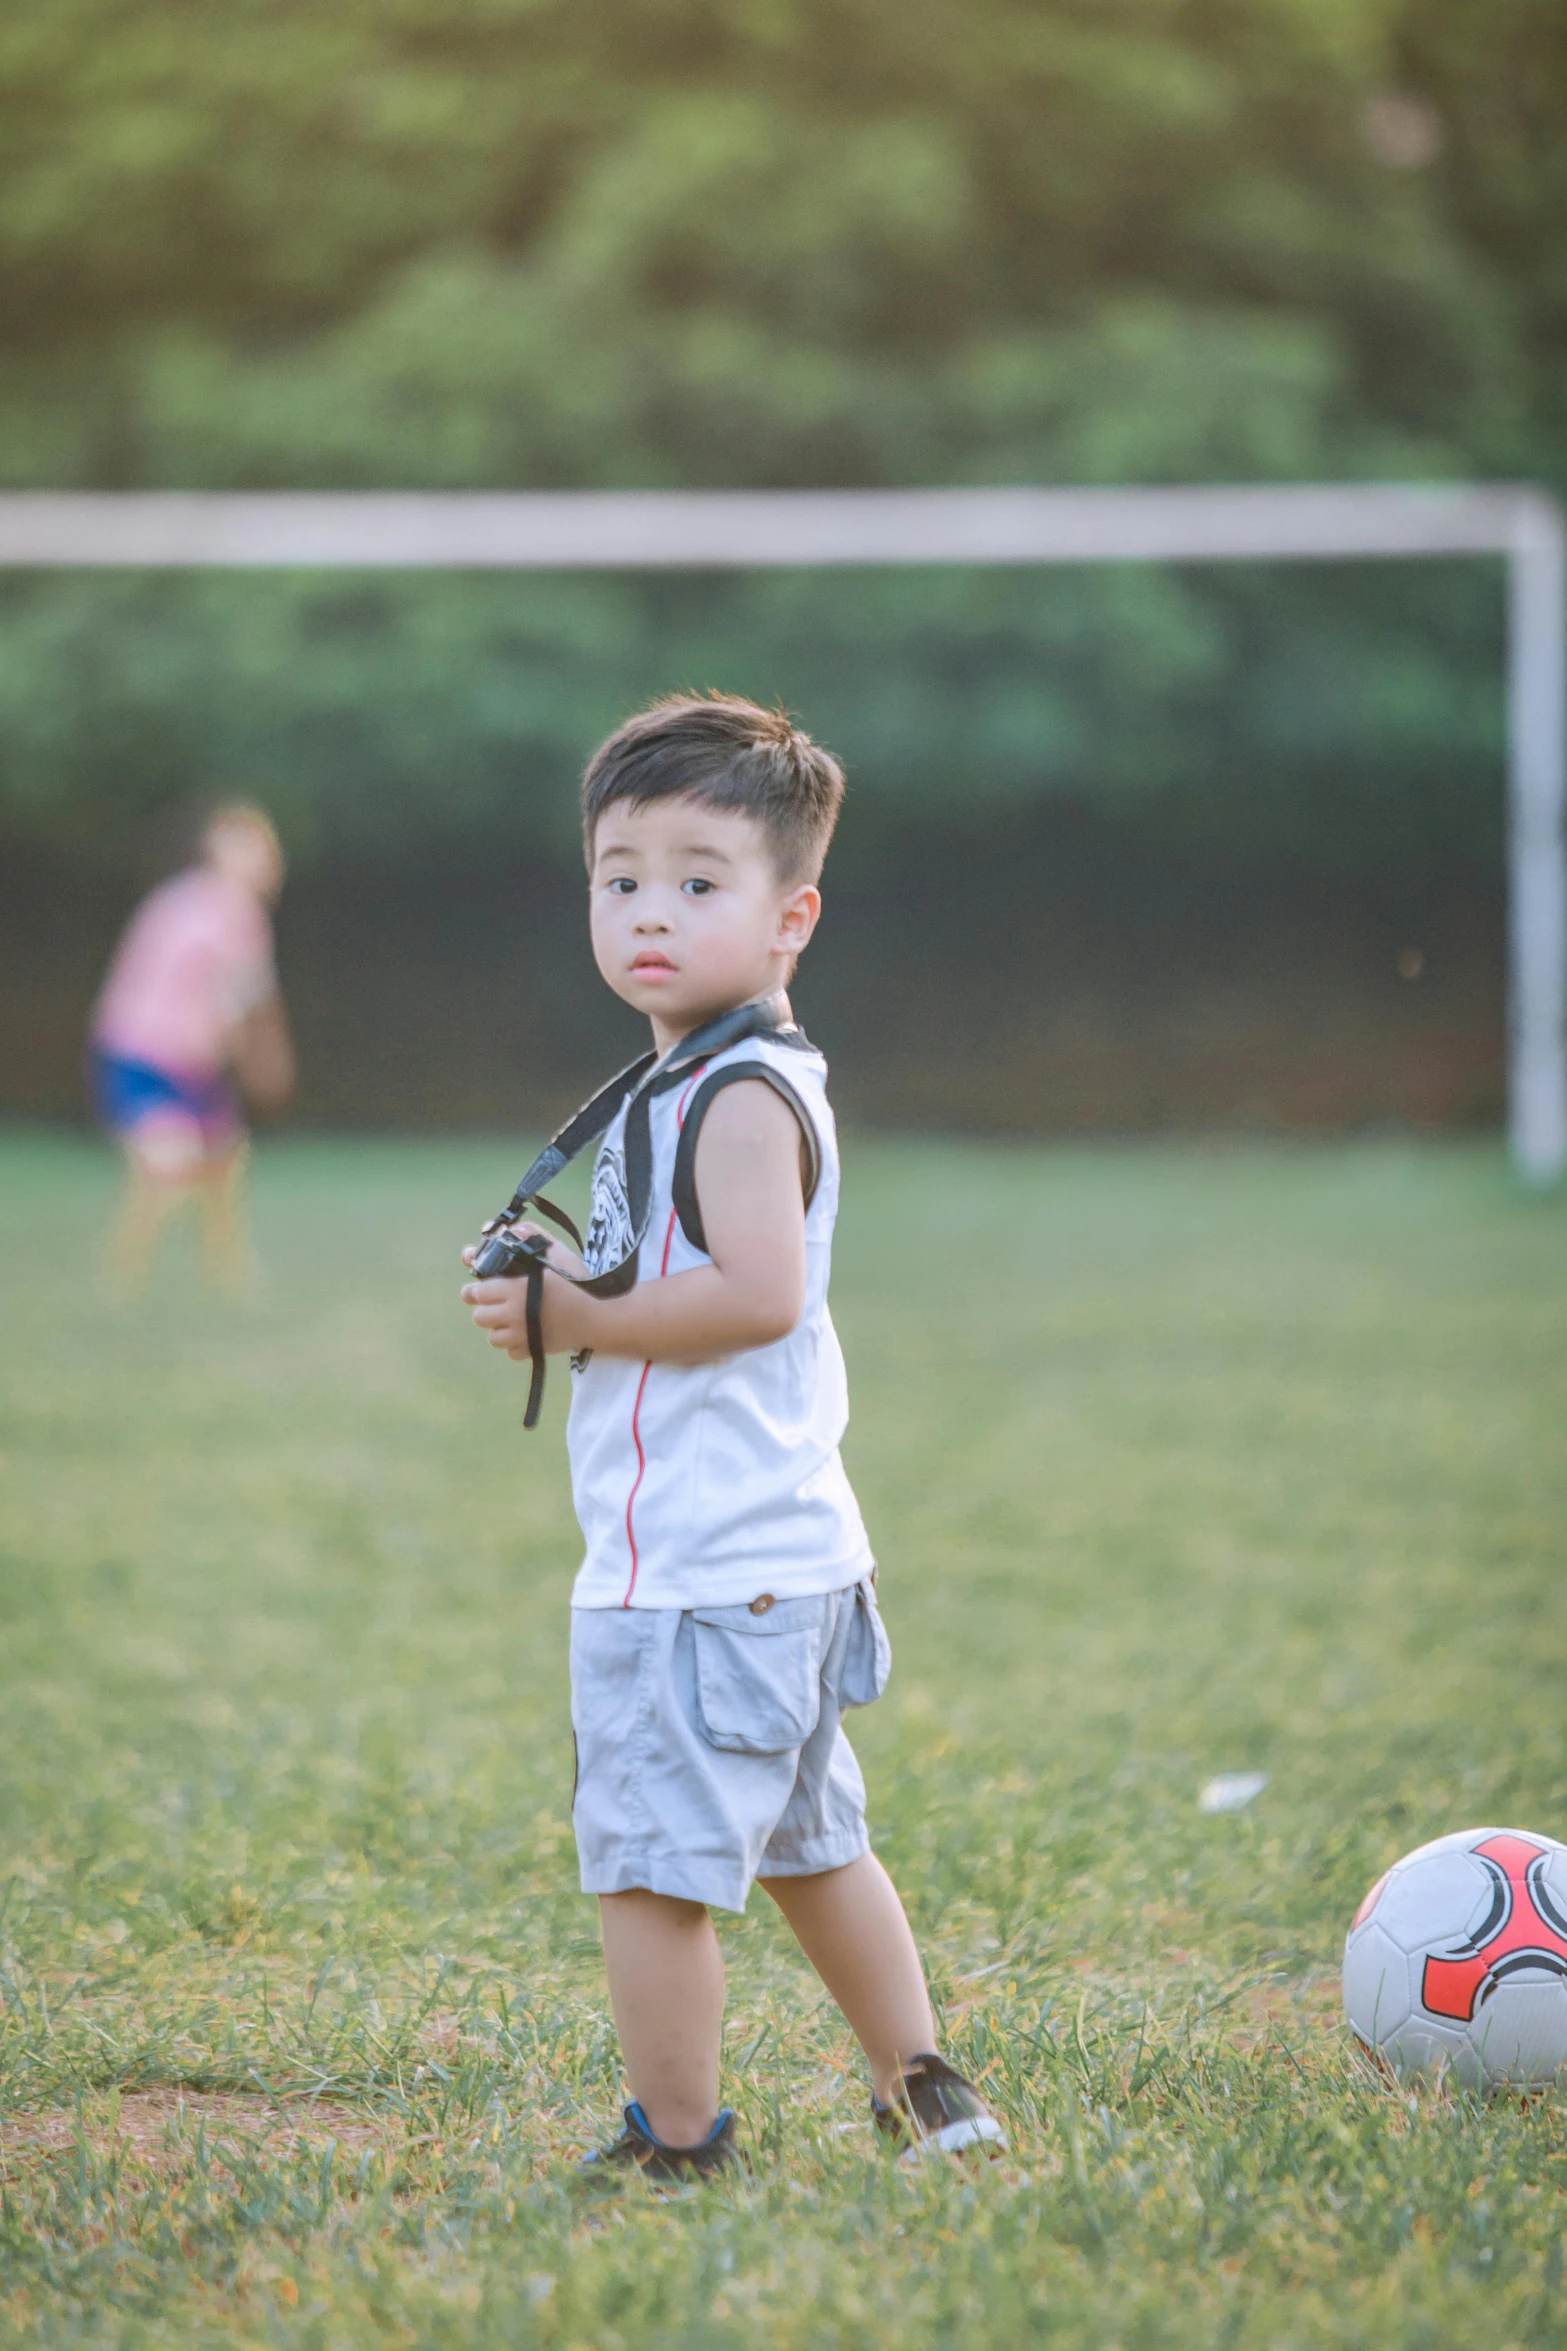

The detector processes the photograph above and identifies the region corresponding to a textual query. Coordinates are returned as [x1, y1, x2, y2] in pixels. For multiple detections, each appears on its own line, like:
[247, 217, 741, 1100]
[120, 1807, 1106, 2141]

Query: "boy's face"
[206, 814, 284, 906]
[588, 795, 820, 1047]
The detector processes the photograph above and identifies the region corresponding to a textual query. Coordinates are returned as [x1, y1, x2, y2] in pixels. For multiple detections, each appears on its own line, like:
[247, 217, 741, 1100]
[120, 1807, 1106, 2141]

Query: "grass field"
[2, 1129, 1566, 2349]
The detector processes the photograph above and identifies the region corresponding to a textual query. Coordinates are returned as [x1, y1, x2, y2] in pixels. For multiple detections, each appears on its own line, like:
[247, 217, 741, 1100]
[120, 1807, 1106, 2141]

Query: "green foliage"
[0, 0, 1562, 860]
[2, 1134, 1566, 2341]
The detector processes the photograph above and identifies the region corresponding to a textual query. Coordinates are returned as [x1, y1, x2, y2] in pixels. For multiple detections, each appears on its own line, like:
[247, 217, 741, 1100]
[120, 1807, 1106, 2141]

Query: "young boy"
[462, 695, 1004, 2177]
[91, 801, 295, 1296]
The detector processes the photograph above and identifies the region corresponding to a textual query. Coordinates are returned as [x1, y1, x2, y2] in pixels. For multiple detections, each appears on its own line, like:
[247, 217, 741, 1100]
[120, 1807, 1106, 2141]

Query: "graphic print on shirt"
[582, 1137, 634, 1276]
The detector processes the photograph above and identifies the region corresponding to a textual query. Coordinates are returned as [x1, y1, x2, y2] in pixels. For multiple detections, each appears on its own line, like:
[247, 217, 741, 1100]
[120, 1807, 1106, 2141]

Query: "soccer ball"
[1343, 1827, 1567, 2090]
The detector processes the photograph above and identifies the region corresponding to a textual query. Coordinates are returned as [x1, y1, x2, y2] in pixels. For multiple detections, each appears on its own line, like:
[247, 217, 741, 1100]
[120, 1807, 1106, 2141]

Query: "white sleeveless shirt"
[566, 1031, 875, 1611]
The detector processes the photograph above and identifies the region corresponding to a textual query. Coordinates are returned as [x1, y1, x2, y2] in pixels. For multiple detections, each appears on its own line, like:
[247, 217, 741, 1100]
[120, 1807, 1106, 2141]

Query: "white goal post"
[2, 481, 1561, 1183]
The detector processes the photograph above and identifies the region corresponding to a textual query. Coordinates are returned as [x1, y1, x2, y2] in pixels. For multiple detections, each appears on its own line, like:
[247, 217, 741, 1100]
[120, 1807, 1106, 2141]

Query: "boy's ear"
[778, 882, 821, 954]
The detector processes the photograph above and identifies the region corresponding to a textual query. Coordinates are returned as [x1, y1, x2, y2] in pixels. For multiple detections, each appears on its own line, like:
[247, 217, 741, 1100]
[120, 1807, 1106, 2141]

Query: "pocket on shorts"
[838, 1579, 892, 1710]
[690, 1598, 824, 1756]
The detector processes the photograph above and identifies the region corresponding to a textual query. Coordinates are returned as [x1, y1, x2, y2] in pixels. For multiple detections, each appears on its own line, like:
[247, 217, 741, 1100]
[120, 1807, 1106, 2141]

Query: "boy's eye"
[682, 877, 714, 896]
[607, 877, 636, 895]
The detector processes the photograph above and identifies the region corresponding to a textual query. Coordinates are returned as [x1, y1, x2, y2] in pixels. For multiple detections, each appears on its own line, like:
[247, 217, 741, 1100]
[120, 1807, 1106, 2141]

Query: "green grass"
[1, 1130, 1565, 2348]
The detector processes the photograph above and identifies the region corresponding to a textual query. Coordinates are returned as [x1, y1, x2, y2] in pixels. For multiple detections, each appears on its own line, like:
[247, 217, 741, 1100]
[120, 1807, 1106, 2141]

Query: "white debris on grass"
[1199, 1771, 1269, 1814]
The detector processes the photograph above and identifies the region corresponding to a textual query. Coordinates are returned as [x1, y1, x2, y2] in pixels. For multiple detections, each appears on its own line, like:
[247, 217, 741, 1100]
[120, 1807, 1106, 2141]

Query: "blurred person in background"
[90, 802, 295, 1297]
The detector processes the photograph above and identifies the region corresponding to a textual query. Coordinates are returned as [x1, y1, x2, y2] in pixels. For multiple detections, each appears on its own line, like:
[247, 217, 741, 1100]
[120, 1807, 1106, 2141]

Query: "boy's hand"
[461, 1224, 591, 1358]
[462, 1272, 534, 1359]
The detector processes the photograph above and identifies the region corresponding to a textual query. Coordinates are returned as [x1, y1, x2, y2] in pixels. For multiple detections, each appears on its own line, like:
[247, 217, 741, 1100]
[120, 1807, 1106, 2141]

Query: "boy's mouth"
[630, 952, 676, 977]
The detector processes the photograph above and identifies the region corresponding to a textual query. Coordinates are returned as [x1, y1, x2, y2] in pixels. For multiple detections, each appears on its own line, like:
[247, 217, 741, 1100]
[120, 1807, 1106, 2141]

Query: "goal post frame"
[2, 481, 1561, 1183]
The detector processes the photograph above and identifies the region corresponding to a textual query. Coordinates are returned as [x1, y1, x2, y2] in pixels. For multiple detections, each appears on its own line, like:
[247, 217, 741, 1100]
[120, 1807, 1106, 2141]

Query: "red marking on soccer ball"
[1421, 1834, 1567, 2023]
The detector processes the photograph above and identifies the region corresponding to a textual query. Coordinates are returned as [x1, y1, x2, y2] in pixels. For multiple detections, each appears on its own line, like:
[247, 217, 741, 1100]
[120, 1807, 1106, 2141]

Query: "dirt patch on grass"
[0, 2087, 399, 2183]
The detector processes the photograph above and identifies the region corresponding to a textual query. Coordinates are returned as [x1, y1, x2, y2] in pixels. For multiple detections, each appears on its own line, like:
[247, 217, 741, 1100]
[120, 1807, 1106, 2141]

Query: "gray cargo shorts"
[569, 1576, 891, 1913]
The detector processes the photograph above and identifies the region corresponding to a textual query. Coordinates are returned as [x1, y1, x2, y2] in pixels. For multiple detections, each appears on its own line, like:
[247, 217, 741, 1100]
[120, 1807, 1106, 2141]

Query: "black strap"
[522, 1259, 547, 1429]
[671, 1062, 822, 1256]
[480, 992, 815, 1427]
[527, 1193, 585, 1255]
[492, 1053, 656, 1229]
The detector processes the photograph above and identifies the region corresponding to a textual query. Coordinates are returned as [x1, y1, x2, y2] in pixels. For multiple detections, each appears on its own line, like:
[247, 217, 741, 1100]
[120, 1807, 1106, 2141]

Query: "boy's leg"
[198, 1144, 251, 1295]
[759, 1851, 935, 2104]
[107, 1151, 187, 1298]
[598, 1888, 726, 2146]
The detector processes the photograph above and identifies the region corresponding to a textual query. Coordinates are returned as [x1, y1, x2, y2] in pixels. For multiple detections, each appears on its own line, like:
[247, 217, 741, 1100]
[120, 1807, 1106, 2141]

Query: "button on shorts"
[569, 1577, 891, 1913]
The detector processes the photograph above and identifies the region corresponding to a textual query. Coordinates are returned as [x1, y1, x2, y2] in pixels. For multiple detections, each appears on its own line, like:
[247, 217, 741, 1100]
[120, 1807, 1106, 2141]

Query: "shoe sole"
[898, 2116, 1008, 2160]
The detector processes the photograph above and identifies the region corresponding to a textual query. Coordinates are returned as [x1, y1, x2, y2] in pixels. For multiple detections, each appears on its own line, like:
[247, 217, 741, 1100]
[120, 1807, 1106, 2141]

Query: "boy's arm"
[461, 1081, 808, 1367]
[230, 992, 296, 1114]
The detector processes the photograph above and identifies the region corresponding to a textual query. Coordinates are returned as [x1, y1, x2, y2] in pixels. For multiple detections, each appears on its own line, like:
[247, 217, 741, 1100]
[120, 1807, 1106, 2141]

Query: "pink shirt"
[94, 868, 276, 1081]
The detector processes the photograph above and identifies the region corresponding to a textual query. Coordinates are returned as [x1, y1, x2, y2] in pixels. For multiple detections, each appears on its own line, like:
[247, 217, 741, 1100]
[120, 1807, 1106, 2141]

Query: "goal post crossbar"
[1, 481, 1560, 1183]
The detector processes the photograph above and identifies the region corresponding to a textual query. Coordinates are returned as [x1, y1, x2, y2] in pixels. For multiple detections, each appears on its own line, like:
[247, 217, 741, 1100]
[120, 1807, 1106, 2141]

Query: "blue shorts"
[90, 1047, 239, 1147]
[569, 1578, 891, 1913]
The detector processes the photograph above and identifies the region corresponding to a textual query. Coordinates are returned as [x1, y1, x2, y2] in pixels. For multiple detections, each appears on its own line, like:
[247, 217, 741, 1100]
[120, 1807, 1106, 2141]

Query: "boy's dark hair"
[581, 694, 845, 883]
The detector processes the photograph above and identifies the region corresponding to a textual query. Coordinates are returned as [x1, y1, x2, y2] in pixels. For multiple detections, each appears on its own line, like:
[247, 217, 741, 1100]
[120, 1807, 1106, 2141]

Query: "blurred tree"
[0, 0, 1559, 864]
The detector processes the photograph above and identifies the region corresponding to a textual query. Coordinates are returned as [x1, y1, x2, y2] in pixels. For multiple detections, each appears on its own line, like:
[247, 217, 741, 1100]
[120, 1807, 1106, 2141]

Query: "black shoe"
[872, 2054, 1007, 2159]
[578, 2101, 743, 2183]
